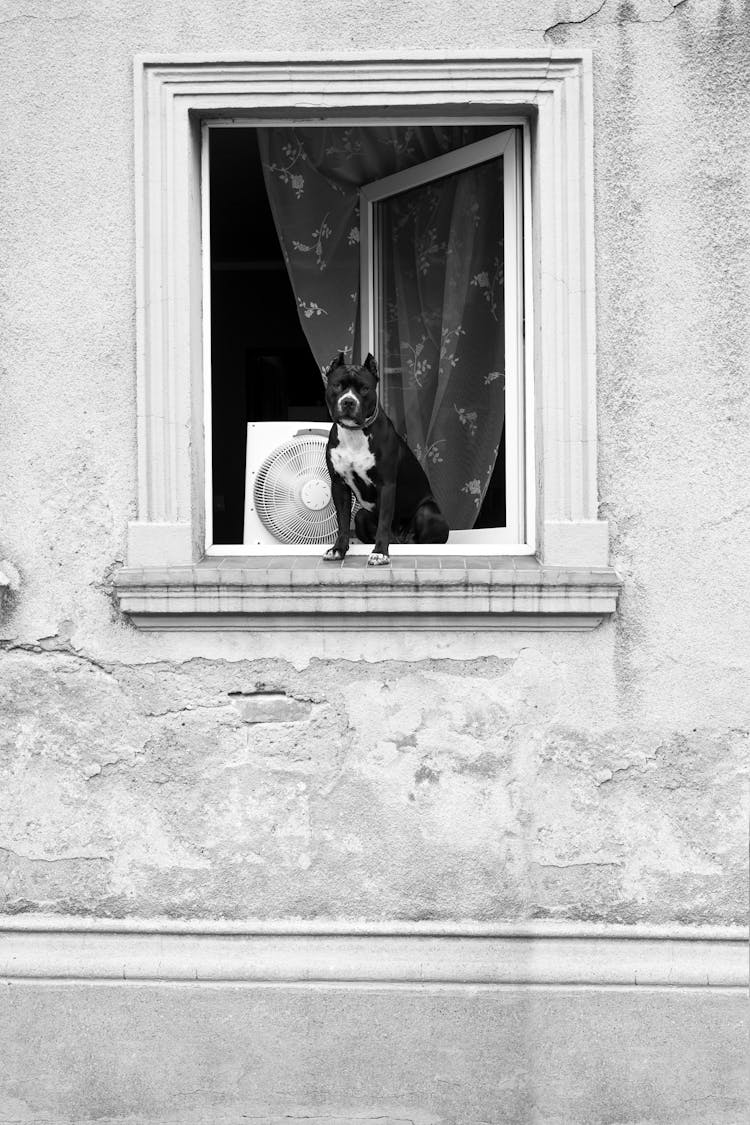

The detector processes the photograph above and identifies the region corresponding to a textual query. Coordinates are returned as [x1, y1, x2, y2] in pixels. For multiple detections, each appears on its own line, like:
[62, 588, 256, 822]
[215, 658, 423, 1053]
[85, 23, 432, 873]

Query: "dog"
[322, 353, 449, 566]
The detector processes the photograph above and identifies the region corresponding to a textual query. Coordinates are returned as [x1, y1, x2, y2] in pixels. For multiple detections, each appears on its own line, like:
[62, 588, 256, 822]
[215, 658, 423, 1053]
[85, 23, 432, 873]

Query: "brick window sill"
[113, 556, 621, 631]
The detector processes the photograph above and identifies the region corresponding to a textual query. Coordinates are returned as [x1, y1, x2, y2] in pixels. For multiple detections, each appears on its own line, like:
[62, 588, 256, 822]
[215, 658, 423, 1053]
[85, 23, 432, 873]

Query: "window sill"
[113, 556, 621, 631]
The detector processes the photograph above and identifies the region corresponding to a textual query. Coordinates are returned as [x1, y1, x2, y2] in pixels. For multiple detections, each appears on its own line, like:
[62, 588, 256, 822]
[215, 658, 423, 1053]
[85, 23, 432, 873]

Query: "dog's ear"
[322, 352, 346, 385]
[364, 353, 379, 382]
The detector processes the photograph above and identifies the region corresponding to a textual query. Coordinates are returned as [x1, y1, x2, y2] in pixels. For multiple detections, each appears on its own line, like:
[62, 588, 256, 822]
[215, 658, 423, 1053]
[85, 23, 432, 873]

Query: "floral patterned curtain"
[257, 125, 505, 529]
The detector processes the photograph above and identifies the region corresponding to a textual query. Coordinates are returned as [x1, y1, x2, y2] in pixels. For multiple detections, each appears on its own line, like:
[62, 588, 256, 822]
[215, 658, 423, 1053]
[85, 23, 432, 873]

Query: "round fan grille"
[253, 431, 338, 545]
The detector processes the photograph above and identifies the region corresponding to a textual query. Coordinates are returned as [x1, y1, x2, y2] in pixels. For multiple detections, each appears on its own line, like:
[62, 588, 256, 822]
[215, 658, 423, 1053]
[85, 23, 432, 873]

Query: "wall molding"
[2, 917, 746, 989]
[130, 50, 607, 572]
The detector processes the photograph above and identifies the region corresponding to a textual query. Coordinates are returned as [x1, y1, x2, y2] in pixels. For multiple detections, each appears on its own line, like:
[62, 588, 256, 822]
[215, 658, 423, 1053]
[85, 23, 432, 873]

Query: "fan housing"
[244, 422, 349, 546]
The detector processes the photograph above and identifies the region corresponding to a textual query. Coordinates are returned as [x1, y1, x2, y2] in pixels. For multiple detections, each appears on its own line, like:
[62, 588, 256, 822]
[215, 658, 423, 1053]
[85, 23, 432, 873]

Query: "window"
[205, 122, 530, 555]
[116, 54, 619, 628]
[360, 129, 524, 546]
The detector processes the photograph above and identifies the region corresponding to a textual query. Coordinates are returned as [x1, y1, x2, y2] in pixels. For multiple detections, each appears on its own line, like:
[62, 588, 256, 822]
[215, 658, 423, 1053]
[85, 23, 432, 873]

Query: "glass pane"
[374, 156, 505, 531]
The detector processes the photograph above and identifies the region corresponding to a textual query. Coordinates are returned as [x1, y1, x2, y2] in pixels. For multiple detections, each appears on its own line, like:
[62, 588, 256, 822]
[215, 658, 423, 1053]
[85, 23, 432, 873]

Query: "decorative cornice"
[136, 50, 591, 87]
[1, 917, 745, 988]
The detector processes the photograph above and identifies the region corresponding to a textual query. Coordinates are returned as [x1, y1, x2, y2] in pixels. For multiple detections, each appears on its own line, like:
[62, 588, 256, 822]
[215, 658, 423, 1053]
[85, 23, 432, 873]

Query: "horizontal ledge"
[2, 917, 744, 941]
[114, 561, 621, 629]
[123, 612, 609, 632]
[1, 926, 745, 988]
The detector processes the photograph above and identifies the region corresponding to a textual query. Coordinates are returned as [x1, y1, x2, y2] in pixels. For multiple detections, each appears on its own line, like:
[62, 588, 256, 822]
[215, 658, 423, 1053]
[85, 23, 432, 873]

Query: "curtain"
[257, 126, 505, 529]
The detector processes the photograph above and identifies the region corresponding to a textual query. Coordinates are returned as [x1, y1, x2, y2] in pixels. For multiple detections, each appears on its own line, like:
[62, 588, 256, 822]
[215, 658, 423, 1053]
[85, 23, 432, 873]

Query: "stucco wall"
[0, 0, 747, 926]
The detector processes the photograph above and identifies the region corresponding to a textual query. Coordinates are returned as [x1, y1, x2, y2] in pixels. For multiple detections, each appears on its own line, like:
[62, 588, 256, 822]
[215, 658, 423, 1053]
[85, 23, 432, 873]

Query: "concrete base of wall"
[3, 984, 747, 1124]
[2, 921, 747, 1125]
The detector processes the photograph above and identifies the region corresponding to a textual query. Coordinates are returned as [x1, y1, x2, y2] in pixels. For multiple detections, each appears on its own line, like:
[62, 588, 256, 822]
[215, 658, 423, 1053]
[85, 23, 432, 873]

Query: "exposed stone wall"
[0, 0, 748, 927]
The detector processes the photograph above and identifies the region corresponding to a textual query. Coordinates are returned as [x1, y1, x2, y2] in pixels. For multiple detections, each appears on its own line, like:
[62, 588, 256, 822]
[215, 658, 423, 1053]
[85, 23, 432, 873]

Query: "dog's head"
[324, 353, 379, 429]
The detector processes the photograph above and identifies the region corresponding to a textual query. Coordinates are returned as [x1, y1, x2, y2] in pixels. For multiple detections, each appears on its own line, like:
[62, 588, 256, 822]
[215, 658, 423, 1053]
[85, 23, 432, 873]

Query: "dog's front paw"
[367, 551, 390, 567]
[323, 545, 347, 561]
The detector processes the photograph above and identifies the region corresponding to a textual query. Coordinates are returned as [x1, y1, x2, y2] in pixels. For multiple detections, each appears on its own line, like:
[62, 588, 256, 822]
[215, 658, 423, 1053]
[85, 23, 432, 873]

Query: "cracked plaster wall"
[0, 0, 748, 926]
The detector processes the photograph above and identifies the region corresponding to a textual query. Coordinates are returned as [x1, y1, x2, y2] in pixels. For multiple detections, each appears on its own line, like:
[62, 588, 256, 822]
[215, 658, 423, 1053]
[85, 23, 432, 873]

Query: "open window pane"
[374, 156, 506, 531]
[208, 128, 327, 545]
[361, 130, 523, 544]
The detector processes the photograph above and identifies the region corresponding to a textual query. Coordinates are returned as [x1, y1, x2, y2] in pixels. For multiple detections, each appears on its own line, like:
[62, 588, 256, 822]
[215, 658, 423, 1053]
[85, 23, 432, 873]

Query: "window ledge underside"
[113, 556, 621, 631]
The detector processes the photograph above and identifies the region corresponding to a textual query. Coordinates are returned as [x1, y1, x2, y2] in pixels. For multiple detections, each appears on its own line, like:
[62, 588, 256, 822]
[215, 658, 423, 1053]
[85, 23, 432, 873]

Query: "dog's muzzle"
[336, 390, 362, 426]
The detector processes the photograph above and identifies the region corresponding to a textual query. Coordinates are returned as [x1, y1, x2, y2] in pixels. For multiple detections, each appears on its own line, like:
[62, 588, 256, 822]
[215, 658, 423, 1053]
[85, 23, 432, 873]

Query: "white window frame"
[360, 127, 525, 547]
[116, 53, 618, 629]
[202, 119, 531, 556]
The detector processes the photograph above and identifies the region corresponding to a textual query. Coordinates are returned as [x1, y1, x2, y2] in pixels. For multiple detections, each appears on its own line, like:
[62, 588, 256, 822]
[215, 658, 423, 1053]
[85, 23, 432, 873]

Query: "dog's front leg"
[323, 476, 352, 561]
[369, 479, 396, 566]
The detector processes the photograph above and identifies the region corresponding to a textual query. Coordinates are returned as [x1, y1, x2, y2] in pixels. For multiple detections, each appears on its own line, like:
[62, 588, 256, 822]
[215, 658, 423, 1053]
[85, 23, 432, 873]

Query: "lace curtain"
[257, 126, 505, 529]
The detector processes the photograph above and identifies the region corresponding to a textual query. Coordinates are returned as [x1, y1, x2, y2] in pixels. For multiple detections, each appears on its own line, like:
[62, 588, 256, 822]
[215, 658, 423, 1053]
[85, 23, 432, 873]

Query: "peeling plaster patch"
[0, 648, 746, 922]
[454, 750, 504, 779]
[0, 558, 21, 618]
[233, 692, 312, 724]
[37, 618, 75, 648]
[414, 764, 441, 785]
[0, 844, 113, 913]
[394, 733, 418, 751]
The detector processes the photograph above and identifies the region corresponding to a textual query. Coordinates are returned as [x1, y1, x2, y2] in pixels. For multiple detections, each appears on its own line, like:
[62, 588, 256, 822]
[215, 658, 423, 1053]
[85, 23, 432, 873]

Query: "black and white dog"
[322, 353, 449, 566]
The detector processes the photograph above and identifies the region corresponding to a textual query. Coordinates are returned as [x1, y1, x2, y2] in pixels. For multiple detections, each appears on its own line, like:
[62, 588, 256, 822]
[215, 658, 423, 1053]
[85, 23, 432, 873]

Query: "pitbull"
[322, 353, 449, 566]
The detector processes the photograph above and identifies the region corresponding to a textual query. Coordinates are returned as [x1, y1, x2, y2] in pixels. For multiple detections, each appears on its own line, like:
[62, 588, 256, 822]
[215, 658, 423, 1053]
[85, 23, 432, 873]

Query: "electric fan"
[244, 422, 351, 546]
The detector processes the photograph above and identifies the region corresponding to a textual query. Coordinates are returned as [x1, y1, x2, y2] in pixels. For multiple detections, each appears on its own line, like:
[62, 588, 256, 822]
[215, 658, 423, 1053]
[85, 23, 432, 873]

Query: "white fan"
[244, 422, 348, 546]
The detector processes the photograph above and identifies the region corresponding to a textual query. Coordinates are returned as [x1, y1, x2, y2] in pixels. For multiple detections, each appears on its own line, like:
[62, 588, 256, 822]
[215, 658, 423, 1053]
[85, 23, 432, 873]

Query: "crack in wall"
[535, 859, 623, 868]
[545, 0, 607, 41]
[545, 0, 690, 42]
[142, 702, 239, 719]
[0, 639, 115, 676]
[237, 1117, 418, 1124]
[701, 500, 750, 531]
[596, 753, 659, 785]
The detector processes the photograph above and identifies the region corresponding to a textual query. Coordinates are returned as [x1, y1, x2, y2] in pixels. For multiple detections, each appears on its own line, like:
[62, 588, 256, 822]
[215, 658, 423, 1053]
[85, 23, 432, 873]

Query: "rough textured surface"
[0, 647, 746, 922]
[1, 984, 747, 1124]
[0, 0, 747, 925]
[0, 1, 748, 1119]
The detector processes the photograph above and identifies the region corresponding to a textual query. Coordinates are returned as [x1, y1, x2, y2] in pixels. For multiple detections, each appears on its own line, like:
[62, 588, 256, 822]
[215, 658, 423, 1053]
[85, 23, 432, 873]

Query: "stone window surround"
[116, 51, 621, 630]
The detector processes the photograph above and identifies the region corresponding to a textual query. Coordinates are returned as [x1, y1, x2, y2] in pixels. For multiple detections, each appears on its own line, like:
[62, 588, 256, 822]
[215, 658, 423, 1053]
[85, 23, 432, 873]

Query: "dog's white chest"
[330, 426, 376, 509]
